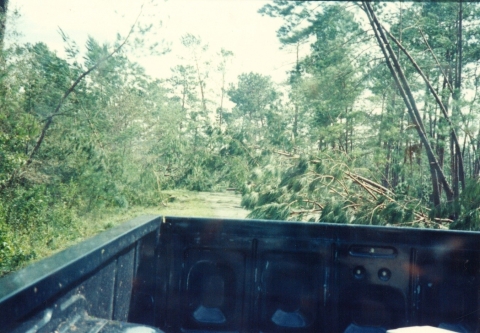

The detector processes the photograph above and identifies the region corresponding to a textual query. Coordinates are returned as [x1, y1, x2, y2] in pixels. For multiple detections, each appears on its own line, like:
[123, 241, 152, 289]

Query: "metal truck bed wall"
[1, 216, 479, 333]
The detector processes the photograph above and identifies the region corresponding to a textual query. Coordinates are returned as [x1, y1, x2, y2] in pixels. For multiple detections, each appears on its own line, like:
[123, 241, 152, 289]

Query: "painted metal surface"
[1, 216, 479, 333]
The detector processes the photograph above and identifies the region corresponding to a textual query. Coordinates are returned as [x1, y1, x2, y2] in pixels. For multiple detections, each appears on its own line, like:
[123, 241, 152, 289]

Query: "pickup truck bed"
[0, 216, 479, 333]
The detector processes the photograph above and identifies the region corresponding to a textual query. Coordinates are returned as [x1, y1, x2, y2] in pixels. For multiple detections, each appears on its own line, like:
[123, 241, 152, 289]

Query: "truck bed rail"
[1, 216, 479, 333]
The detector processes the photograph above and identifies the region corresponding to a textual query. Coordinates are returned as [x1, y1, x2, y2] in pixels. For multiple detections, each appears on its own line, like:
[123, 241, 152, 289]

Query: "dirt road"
[155, 190, 250, 219]
[193, 191, 249, 218]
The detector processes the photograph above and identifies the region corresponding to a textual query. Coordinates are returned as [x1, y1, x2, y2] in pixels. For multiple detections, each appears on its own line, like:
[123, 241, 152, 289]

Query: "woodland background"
[1, 1, 480, 275]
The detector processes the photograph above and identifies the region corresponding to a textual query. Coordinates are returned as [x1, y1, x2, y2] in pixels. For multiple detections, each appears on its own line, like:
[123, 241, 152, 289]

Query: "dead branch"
[345, 171, 390, 194]
[328, 187, 349, 200]
[274, 150, 299, 158]
[418, 28, 454, 94]
[302, 199, 324, 210]
[346, 173, 378, 200]
[290, 209, 323, 216]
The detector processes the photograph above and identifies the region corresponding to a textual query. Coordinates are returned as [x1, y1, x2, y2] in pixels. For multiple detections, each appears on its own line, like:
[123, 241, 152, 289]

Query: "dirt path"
[153, 190, 250, 219]
[193, 191, 249, 219]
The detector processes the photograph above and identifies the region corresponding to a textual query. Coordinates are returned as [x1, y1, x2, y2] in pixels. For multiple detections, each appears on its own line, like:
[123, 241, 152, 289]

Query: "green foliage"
[226, 72, 282, 145]
[449, 179, 480, 230]
[0, 184, 82, 275]
[239, 150, 450, 228]
[241, 192, 259, 210]
[279, 157, 308, 186]
[0, 36, 178, 274]
[249, 1, 480, 229]
[227, 72, 278, 119]
[319, 201, 350, 224]
[248, 203, 290, 221]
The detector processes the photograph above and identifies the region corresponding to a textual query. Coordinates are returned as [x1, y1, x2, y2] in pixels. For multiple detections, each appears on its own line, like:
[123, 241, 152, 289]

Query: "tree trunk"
[382, 141, 391, 189]
[0, 0, 7, 53]
[293, 104, 298, 144]
[219, 71, 225, 127]
[475, 131, 480, 178]
[451, 0, 465, 199]
[344, 107, 349, 154]
[292, 41, 301, 144]
[194, 55, 207, 113]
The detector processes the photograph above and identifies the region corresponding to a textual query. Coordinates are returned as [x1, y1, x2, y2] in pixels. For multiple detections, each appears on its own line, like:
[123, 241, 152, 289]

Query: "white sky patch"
[7, 0, 297, 84]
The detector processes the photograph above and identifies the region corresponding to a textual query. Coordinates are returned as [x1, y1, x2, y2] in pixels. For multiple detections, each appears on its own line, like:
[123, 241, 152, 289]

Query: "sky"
[7, 0, 299, 84]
